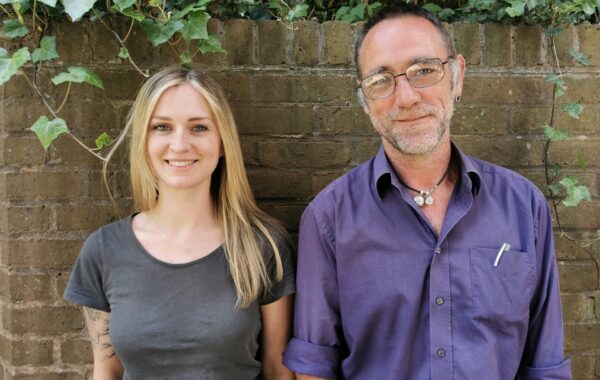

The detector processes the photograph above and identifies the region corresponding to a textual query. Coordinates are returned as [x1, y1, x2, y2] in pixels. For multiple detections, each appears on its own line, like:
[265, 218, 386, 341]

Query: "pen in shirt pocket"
[493, 243, 511, 267]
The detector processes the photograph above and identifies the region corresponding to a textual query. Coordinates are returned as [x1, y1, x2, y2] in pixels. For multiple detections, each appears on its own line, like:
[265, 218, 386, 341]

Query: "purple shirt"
[283, 144, 571, 380]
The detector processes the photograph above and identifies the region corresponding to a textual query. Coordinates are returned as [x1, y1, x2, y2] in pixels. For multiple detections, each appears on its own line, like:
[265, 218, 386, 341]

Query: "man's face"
[358, 16, 465, 156]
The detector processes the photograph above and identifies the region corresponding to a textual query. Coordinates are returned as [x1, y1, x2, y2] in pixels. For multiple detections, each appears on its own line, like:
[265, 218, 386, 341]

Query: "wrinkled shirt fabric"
[283, 144, 571, 380]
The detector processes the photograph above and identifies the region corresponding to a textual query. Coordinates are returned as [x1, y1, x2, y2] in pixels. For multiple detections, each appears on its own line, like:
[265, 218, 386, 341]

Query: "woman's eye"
[192, 125, 208, 132]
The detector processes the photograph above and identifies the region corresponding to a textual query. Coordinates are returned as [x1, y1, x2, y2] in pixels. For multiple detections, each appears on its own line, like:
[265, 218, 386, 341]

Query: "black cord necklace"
[397, 166, 450, 207]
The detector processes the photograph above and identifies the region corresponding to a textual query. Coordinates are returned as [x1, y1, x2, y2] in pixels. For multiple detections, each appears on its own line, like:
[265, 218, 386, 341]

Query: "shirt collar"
[374, 142, 482, 200]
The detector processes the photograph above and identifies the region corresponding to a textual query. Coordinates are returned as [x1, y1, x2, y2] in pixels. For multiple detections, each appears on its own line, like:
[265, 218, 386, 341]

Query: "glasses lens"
[406, 59, 445, 88]
[361, 73, 395, 99]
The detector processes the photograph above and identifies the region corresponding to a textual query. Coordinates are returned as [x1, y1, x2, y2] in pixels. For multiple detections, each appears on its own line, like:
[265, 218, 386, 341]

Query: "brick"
[50, 21, 91, 65]
[563, 77, 600, 104]
[254, 74, 354, 103]
[124, 24, 155, 68]
[247, 169, 311, 200]
[561, 293, 594, 321]
[88, 171, 115, 199]
[55, 271, 71, 299]
[114, 170, 132, 199]
[578, 23, 600, 67]
[50, 135, 103, 167]
[88, 21, 120, 64]
[555, 233, 597, 261]
[3, 305, 83, 335]
[155, 36, 190, 67]
[193, 18, 227, 67]
[569, 355, 595, 380]
[352, 137, 381, 164]
[240, 138, 258, 166]
[554, 105, 600, 135]
[101, 68, 146, 100]
[0, 132, 48, 168]
[318, 106, 373, 135]
[223, 19, 255, 65]
[451, 23, 480, 66]
[0, 240, 82, 268]
[61, 338, 92, 365]
[508, 107, 552, 134]
[258, 21, 288, 65]
[55, 204, 122, 232]
[453, 106, 508, 135]
[234, 105, 314, 135]
[558, 261, 598, 292]
[595, 292, 600, 320]
[75, 100, 119, 134]
[453, 136, 545, 167]
[6, 372, 83, 380]
[0, 171, 81, 200]
[209, 72, 251, 102]
[259, 202, 306, 231]
[312, 171, 347, 194]
[555, 203, 600, 230]
[258, 141, 351, 168]
[0, 206, 50, 233]
[565, 323, 600, 351]
[0, 335, 53, 366]
[514, 24, 543, 67]
[1, 69, 35, 98]
[292, 21, 319, 66]
[548, 140, 600, 168]
[2, 96, 48, 132]
[550, 25, 575, 66]
[4, 272, 53, 302]
[484, 24, 512, 66]
[462, 76, 547, 105]
[322, 22, 353, 65]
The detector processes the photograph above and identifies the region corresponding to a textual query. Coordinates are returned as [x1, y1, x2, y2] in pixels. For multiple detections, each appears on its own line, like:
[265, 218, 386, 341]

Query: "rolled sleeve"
[283, 338, 341, 378]
[519, 358, 572, 380]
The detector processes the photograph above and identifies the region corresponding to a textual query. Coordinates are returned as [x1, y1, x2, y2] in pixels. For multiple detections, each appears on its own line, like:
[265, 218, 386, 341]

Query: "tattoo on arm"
[83, 307, 117, 360]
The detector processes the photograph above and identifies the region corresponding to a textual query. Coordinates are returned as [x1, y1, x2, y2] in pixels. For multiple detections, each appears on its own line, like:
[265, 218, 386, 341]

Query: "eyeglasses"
[358, 58, 452, 100]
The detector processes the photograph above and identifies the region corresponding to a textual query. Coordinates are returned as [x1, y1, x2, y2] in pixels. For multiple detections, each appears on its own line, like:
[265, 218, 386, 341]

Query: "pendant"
[425, 194, 434, 205]
[414, 194, 425, 206]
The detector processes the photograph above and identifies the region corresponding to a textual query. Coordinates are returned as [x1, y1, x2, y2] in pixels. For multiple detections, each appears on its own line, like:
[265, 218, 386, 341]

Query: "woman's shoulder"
[81, 215, 135, 258]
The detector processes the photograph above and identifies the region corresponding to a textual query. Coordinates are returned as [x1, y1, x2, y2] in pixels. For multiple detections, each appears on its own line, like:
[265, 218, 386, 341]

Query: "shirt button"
[435, 297, 444, 305]
[435, 248, 442, 254]
[436, 349, 446, 358]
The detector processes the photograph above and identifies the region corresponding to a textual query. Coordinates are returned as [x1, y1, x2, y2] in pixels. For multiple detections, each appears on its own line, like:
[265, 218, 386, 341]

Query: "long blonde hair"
[105, 67, 286, 308]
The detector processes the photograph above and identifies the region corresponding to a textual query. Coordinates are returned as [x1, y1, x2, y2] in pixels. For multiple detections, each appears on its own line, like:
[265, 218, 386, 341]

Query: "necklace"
[398, 166, 449, 207]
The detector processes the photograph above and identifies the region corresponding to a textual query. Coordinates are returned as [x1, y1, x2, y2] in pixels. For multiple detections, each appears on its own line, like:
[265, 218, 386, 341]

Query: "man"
[283, 4, 571, 380]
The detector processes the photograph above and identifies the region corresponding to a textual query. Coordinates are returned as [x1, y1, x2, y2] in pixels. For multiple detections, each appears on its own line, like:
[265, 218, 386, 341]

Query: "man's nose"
[392, 75, 421, 108]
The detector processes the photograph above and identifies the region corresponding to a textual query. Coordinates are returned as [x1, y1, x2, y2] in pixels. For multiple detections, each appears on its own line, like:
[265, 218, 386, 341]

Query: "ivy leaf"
[112, 0, 135, 12]
[51, 66, 104, 89]
[118, 47, 129, 59]
[32, 35, 59, 63]
[171, 1, 210, 20]
[422, 3, 443, 13]
[0, 47, 30, 86]
[197, 35, 225, 54]
[569, 48, 590, 66]
[505, 1, 526, 17]
[547, 183, 562, 197]
[120, 7, 145, 21]
[60, 0, 97, 21]
[180, 50, 192, 65]
[559, 175, 578, 188]
[543, 125, 569, 141]
[38, 0, 57, 6]
[95, 132, 112, 149]
[179, 11, 209, 41]
[546, 73, 566, 96]
[2, 19, 29, 38]
[30, 116, 68, 150]
[576, 150, 587, 171]
[139, 19, 184, 46]
[287, 3, 308, 21]
[562, 103, 583, 119]
[561, 179, 591, 207]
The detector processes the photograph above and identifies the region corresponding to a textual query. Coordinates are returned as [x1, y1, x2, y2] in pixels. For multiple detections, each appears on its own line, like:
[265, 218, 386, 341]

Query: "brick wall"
[0, 19, 599, 379]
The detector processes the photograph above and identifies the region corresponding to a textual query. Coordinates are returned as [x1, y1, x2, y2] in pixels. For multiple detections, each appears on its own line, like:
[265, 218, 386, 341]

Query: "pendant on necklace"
[414, 194, 425, 206]
[414, 191, 434, 207]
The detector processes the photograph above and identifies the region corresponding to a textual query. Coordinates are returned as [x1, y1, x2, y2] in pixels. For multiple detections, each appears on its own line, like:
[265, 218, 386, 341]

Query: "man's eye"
[365, 75, 391, 87]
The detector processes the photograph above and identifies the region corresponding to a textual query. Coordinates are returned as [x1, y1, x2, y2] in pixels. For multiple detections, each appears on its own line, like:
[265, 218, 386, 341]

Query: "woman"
[64, 67, 295, 379]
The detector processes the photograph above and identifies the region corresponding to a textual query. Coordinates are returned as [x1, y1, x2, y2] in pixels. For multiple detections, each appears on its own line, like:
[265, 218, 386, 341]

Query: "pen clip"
[493, 243, 511, 267]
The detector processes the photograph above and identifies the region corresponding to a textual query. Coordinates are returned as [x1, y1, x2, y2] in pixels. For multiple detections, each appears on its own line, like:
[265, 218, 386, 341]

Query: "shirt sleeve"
[283, 203, 343, 379]
[63, 230, 111, 312]
[259, 232, 296, 305]
[518, 196, 571, 379]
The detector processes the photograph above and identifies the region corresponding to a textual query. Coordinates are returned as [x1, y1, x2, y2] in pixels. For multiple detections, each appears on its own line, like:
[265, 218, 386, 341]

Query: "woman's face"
[146, 83, 223, 194]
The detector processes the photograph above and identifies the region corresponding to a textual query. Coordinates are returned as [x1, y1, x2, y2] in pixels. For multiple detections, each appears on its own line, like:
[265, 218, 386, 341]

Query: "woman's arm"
[83, 307, 124, 380]
[260, 295, 295, 380]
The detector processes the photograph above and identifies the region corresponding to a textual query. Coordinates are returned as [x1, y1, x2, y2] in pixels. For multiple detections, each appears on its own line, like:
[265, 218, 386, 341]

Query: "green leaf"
[180, 50, 192, 65]
[95, 132, 112, 149]
[576, 150, 587, 171]
[543, 125, 569, 141]
[196, 35, 225, 54]
[2, 19, 29, 38]
[32, 35, 59, 63]
[60, 0, 97, 21]
[559, 175, 578, 189]
[569, 48, 591, 66]
[0, 47, 30, 86]
[171, 1, 210, 20]
[563, 103, 584, 119]
[596, 229, 600, 239]
[112, 0, 135, 12]
[139, 19, 184, 46]
[51, 66, 104, 89]
[505, 1, 525, 17]
[548, 183, 562, 196]
[120, 7, 145, 21]
[287, 3, 308, 21]
[562, 185, 591, 207]
[179, 11, 209, 41]
[30, 116, 68, 150]
[422, 3, 443, 13]
[118, 47, 129, 59]
[38, 0, 57, 6]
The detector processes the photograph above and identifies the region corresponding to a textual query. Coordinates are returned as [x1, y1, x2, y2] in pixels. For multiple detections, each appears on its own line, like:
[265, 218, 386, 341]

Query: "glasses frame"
[358, 57, 454, 100]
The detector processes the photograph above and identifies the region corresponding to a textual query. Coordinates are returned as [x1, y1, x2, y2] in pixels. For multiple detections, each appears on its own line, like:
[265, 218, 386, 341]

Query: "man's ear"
[452, 54, 466, 99]
[356, 87, 370, 115]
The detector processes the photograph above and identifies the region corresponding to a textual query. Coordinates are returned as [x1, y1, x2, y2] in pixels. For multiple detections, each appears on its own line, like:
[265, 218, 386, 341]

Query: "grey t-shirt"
[64, 215, 295, 380]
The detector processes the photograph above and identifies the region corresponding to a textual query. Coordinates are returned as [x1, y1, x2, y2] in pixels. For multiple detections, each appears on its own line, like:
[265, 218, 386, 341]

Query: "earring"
[455, 95, 461, 102]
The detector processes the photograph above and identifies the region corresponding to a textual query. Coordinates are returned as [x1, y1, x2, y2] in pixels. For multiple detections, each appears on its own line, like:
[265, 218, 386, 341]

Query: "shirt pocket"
[469, 247, 534, 325]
